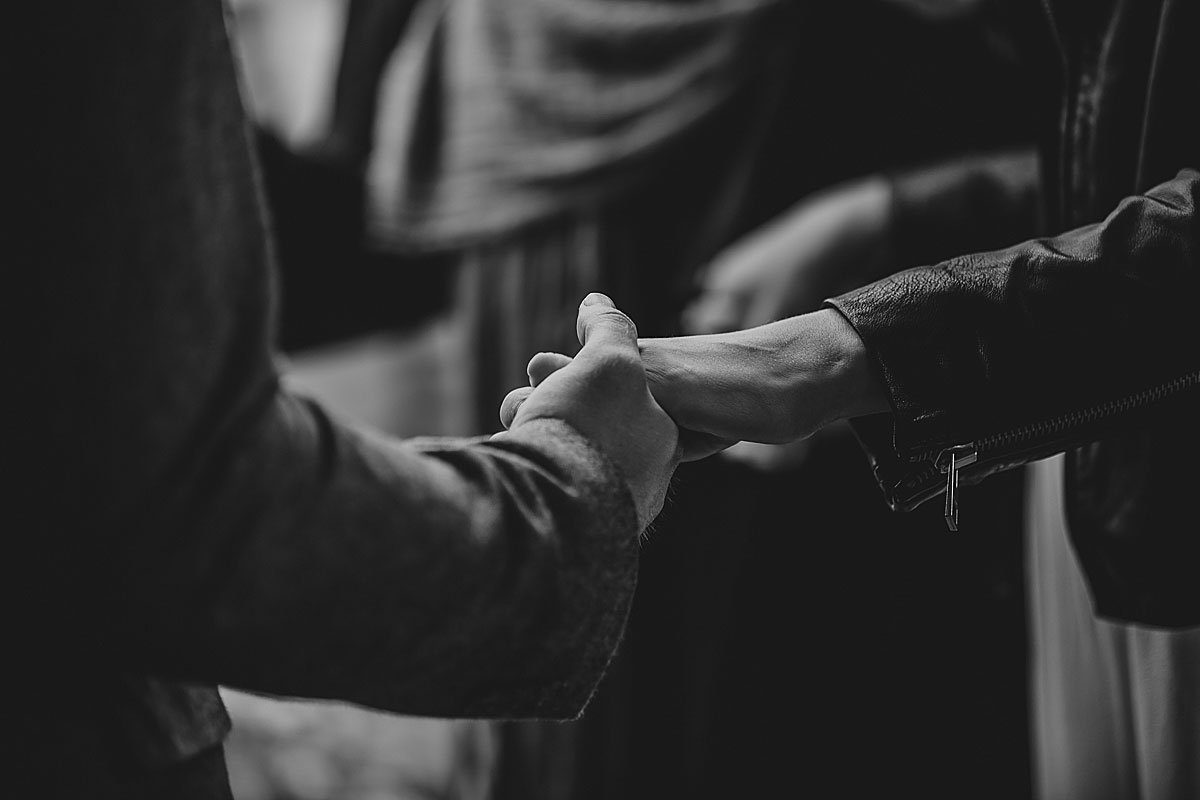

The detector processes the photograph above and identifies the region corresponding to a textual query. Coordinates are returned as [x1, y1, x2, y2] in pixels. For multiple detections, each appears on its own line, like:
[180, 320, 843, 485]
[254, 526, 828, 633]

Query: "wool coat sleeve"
[13, 0, 640, 722]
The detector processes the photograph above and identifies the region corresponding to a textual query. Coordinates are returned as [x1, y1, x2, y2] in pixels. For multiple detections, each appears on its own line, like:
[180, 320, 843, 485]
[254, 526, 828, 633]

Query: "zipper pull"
[937, 444, 977, 532]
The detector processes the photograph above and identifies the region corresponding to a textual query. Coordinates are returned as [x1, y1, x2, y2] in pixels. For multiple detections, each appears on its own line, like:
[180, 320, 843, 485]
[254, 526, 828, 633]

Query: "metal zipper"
[938, 444, 977, 532]
[931, 370, 1200, 531]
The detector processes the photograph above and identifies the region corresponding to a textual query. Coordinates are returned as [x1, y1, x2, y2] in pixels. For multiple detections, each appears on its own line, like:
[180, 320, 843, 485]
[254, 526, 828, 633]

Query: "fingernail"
[581, 292, 612, 307]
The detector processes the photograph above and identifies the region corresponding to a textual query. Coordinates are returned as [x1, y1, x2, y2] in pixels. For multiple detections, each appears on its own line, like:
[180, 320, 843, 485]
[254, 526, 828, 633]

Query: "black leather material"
[830, 0, 1200, 628]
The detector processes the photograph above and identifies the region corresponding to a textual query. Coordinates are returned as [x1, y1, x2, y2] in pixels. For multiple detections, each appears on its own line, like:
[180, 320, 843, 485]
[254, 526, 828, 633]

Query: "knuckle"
[594, 308, 638, 339]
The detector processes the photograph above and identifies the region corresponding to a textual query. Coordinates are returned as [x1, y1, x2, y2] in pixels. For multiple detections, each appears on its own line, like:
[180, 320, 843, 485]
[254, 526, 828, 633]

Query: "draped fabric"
[1027, 456, 1200, 800]
[366, 0, 795, 252]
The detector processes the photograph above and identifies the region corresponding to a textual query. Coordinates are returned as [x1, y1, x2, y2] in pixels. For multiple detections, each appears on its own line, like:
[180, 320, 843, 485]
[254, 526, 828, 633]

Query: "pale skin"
[495, 191, 899, 521]
[496, 293, 690, 530]
[678, 174, 894, 469]
[503, 296, 891, 480]
[639, 308, 892, 452]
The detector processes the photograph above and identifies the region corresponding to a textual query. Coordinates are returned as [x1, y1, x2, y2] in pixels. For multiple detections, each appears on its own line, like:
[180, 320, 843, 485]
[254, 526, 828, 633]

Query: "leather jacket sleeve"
[826, 169, 1200, 514]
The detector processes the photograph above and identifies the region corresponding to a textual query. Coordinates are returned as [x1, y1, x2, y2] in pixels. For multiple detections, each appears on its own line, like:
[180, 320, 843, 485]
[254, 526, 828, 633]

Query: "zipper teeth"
[909, 370, 1200, 466]
[978, 371, 1200, 452]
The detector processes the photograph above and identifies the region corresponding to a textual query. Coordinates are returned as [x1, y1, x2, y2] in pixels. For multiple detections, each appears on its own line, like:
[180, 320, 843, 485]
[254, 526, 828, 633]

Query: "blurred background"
[222, 0, 1038, 797]
[224, 2, 486, 799]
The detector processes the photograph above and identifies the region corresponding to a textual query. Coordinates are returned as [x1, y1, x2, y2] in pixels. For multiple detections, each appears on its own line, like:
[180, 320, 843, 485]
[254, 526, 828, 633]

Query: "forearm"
[641, 308, 889, 446]
[103, 394, 639, 720]
[645, 171, 1199, 481]
[20, 0, 638, 722]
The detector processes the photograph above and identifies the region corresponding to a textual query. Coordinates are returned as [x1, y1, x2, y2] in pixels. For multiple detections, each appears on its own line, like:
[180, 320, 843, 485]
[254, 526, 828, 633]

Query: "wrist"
[816, 308, 891, 422]
[775, 309, 890, 433]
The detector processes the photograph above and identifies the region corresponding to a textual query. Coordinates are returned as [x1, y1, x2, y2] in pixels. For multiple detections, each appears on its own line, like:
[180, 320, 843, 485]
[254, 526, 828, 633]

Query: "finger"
[527, 351, 574, 387]
[575, 293, 638, 352]
[499, 386, 535, 429]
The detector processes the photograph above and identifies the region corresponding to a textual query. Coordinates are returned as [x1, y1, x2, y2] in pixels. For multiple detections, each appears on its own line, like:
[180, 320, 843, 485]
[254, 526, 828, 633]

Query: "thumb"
[576, 293, 638, 353]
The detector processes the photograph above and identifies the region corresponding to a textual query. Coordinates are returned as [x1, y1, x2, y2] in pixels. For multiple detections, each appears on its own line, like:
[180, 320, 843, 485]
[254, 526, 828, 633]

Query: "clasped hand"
[497, 293, 889, 530]
[496, 293, 698, 531]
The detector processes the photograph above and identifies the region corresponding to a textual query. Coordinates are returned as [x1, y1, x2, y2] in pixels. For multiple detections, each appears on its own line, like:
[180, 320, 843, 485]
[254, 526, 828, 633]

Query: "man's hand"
[639, 309, 891, 447]
[498, 294, 687, 531]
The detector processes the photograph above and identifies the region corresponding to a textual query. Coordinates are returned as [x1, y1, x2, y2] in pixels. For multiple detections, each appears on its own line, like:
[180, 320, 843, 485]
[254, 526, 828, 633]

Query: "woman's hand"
[640, 310, 890, 454]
